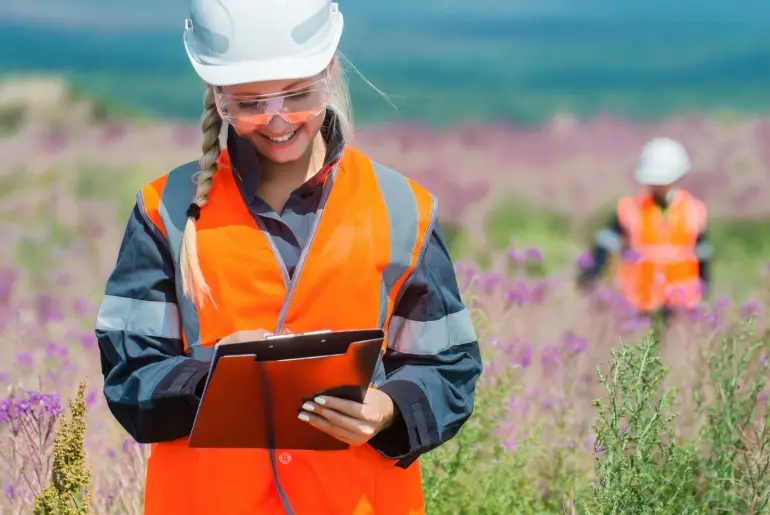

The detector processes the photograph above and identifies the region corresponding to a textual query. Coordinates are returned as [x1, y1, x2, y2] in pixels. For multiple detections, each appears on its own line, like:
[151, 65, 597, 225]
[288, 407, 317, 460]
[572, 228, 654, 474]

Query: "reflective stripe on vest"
[616, 190, 706, 311]
[137, 146, 433, 515]
[626, 244, 697, 264]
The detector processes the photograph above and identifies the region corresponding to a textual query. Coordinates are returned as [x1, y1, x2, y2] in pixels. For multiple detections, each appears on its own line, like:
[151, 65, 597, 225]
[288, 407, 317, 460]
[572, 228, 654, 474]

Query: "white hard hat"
[634, 137, 691, 186]
[183, 0, 344, 86]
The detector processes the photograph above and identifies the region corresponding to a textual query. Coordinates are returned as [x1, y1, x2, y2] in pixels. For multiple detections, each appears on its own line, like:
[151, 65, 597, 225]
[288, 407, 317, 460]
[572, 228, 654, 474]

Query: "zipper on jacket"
[274, 166, 338, 333]
[250, 164, 339, 513]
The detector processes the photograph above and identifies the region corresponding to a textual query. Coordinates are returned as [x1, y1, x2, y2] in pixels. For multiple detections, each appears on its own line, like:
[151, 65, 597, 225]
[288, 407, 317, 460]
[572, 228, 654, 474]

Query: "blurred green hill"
[1, 4, 769, 125]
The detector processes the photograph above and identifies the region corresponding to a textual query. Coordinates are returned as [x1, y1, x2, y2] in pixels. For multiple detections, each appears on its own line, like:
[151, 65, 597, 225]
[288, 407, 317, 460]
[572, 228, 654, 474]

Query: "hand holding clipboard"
[188, 328, 384, 450]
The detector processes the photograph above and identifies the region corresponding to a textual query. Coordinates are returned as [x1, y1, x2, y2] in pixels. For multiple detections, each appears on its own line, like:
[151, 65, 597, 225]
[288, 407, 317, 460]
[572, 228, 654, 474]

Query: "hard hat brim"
[183, 12, 343, 86]
[634, 164, 688, 186]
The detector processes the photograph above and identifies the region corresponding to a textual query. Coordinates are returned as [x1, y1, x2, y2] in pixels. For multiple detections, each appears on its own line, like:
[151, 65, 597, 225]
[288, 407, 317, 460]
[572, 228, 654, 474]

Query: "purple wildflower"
[86, 389, 98, 407]
[502, 438, 518, 451]
[540, 343, 561, 372]
[45, 342, 69, 360]
[39, 130, 68, 153]
[506, 248, 523, 264]
[524, 246, 544, 264]
[618, 316, 651, 334]
[73, 297, 90, 316]
[563, 331, 588, 354]
[516, 342, 533, 369]
[575, 251, 594, 270]
[740, 299, 761, 319]
[15, 352, 34, 366]
[80, 333, 97, 348]
[456, 263, 478, 289]
[122, 436, 140, 455]
[3, 481, 14, 499]
[506, 281, 528, 307]
[0, 399, 12, 424]
[26, 391, 62, 417]
[33, 294, 64, 323]
[482, 272, 502, 295]
[528, 281, 547, 304]
[713, 297, 731, 312]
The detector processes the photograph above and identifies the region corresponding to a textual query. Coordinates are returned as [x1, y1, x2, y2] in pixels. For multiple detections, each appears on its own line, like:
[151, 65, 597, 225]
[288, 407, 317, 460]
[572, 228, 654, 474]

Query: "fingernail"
[298, 413, 310, 422]
[363, 427, 374, 435]
[314, 397, 326, 405]
[302, 402, 315, 412]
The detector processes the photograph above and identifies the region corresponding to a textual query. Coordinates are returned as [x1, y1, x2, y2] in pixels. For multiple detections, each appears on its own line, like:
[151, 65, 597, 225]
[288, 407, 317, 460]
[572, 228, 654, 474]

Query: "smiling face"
[216, 71, 330, 165]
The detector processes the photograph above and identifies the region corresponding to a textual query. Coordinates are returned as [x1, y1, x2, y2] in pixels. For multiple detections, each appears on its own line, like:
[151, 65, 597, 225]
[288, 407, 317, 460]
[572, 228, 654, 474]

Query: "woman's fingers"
[298, 411, 367, 445]
[301, 401, 374, 436]
[311, 395, 366, 419]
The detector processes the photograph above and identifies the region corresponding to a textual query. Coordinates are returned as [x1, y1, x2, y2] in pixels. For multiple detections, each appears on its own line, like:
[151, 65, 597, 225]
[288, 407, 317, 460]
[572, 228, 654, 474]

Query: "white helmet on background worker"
[183, 0, 344, 86]
[634, 137, 692, 186]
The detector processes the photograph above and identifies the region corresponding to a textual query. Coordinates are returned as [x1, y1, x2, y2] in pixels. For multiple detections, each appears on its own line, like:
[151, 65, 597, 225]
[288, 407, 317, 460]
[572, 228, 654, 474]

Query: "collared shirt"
[226, 111, 345, 277]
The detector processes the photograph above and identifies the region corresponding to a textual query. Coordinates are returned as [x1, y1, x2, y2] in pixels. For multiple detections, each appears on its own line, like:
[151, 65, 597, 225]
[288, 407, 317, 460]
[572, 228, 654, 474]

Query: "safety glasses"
[214, 73, 331, 129]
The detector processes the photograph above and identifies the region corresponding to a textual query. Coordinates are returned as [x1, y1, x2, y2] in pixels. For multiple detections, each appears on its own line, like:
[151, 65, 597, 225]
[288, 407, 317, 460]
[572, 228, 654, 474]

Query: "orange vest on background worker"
[139, 147, 431, 515]
[616, 189, 707, 312]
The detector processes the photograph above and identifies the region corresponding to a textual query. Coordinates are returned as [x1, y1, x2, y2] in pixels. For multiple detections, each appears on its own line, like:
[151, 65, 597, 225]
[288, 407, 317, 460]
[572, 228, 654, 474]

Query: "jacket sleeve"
[95, 200, 210, 444]
[695, 229, 712, 293]
[368, 221, 482, 468]
[578, 213, 626, 283]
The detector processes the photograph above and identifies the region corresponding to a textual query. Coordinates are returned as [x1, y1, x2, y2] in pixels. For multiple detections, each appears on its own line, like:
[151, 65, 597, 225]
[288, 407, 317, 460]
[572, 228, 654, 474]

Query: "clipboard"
[188, 328, 384, 451]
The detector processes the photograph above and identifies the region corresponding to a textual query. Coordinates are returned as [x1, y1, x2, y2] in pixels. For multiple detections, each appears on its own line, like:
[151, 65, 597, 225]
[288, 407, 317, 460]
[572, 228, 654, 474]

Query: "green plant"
[588, 335, 697, 514]
[33, 381, 92, 515]
[694, 324, 770, 513]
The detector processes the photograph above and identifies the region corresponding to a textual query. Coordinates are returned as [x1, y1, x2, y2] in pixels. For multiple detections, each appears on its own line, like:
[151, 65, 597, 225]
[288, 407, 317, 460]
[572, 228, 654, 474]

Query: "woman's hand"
[298, 388, 396, 445]
[217, 329, 272, 344]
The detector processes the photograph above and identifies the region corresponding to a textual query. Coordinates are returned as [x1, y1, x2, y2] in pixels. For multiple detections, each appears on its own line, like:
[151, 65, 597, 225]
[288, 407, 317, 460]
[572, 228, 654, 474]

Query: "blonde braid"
[179, 85, 222, 306]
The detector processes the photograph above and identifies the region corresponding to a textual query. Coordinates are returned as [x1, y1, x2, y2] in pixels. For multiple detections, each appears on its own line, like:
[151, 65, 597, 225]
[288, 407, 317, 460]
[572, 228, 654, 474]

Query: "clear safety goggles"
[214, 73, 331, 128]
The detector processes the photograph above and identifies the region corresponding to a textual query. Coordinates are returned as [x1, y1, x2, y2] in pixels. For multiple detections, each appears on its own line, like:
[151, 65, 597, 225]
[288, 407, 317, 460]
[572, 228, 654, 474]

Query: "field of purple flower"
[1, 81, 769, 513]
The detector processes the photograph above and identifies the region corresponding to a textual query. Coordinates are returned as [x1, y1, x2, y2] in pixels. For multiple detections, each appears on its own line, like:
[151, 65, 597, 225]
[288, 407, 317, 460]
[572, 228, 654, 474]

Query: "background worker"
[577, 137, 713, 321]
[95, 1, 482, 513]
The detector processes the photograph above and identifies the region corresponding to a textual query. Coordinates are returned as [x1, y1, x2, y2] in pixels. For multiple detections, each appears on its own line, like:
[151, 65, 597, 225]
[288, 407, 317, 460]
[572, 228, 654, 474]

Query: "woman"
[95, 0, 481, 514]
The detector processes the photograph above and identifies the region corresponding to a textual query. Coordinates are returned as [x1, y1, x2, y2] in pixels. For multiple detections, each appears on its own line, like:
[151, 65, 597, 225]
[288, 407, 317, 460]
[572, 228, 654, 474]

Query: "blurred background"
[2, 0, 770, 299]
[1, 1, 770, 511]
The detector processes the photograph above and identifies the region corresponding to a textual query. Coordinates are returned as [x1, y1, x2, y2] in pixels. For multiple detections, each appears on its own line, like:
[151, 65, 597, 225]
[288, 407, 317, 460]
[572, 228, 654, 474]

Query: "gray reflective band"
[694, 242, 714, 260]
[371, 161, 436, 328]
[95, 295, 181, 340]
[157, 161, 202, 349]
[595, 228, 622, 251]
[187, 345, 215, 362]
[388, 308, 477, 356]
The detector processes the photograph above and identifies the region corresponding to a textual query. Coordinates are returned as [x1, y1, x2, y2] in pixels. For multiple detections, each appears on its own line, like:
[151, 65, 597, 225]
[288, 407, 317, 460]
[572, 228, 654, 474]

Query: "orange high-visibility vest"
[616, 190, 707, 312]
[138, 146, 434, 515]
